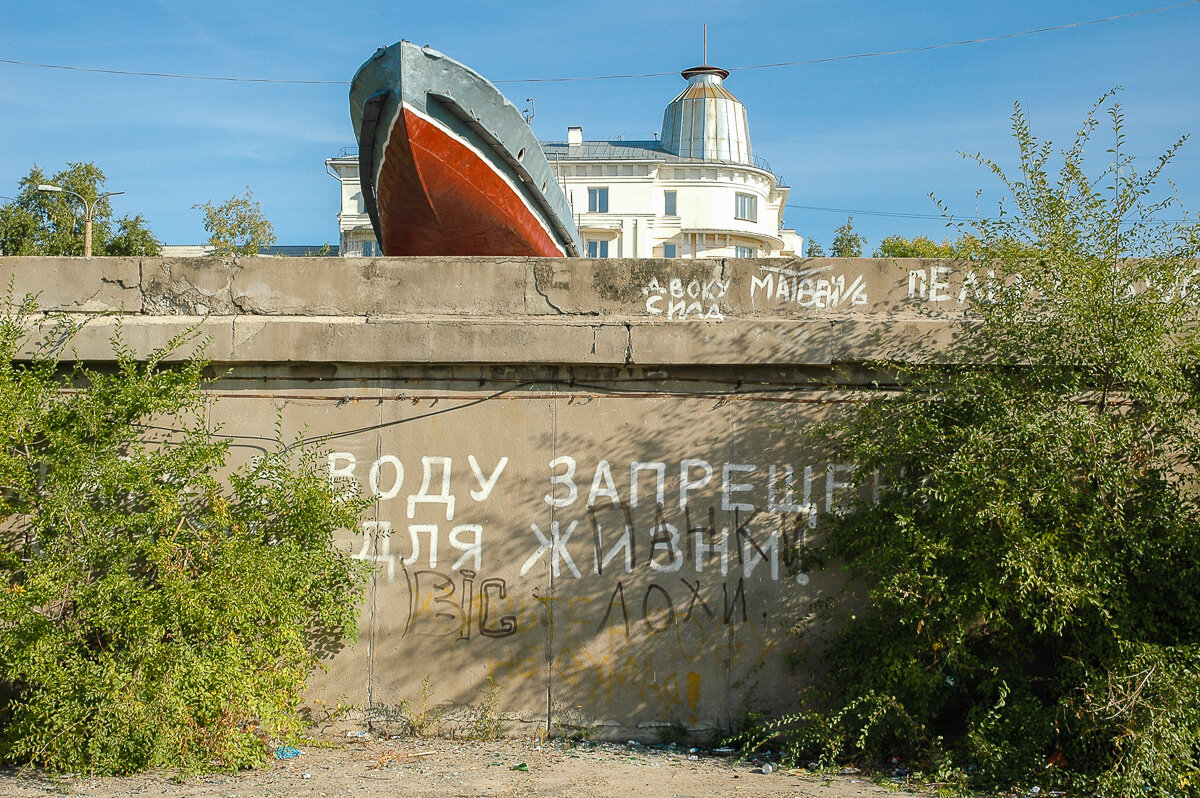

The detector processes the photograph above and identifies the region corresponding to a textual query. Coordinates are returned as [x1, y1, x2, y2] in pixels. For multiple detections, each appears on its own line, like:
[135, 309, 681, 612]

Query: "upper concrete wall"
[1, 256, 976, 367]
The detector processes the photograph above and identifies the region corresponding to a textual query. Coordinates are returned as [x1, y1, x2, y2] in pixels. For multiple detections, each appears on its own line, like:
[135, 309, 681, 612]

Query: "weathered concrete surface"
[9, 255, 979, 318]
[0, 255, 981, 739]
[5, 256, 976, 367]
[6, 256, 144, 312]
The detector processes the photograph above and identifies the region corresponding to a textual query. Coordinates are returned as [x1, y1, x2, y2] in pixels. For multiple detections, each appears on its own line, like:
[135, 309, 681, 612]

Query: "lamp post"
[36, 184, 123, 257]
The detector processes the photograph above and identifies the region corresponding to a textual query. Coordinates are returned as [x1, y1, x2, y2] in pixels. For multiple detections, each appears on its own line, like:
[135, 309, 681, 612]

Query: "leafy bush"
[0, 296, 367, 774]
[753, 94, 1200, 795]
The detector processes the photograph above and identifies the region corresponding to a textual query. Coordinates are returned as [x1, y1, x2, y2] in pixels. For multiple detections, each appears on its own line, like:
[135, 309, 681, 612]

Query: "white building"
[326, 63, 800, 258]
[325, 148, 379, 257]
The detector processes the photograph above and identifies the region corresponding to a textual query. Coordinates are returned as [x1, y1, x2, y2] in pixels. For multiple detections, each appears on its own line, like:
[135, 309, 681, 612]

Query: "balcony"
[682, 226, 785, 250]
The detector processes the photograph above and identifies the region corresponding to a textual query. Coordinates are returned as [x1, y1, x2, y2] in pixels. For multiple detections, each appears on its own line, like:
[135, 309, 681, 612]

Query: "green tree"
[0, 298, 367, 774]
[830, 216, 866, 257]
[746, 94, 1200, 795]
[805, 238, 825, 257]
[0, 163, 160, 256]
[194, 190, 276, 256]
[873, 232, 982, 258]
[106, 214, 162, 256]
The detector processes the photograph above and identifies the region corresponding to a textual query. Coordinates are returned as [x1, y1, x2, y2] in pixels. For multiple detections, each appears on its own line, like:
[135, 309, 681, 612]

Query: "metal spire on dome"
[659, 26, 753, 164]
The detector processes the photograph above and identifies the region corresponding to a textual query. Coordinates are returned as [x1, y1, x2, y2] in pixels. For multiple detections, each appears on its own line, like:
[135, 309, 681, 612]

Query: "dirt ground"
[0, 735, 928, 798]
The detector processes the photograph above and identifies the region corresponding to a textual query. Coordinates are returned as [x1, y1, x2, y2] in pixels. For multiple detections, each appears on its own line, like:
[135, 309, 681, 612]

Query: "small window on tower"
[588, 187, 609, 213]
[664, 191, 677, 216]
[587, 240, 609, 258]
[735, 193, 758, 222]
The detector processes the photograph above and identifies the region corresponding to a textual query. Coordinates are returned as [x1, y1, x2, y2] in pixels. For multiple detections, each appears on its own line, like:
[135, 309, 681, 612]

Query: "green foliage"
[194, 190, 276, 256]
[460, 677, 505, 741]
[657, 719, 690, 747]
[873, 233, 982, 258]
[0, 296, 367, 774]
[106, 214, 162, 257]
[0, 163, 160, 256]
[806, 238, 826, 257]
[830, 216, 866, 257]
[398, 675, 451, 738]
[762, 93, 1200, 795]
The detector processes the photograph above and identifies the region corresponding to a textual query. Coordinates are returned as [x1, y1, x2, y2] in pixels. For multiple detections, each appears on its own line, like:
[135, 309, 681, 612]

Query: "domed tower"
[659, 64, 753, 165]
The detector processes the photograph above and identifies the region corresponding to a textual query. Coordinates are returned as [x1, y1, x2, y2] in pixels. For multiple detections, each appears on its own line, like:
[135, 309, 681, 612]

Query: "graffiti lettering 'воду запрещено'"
[329, 453, 864, 585]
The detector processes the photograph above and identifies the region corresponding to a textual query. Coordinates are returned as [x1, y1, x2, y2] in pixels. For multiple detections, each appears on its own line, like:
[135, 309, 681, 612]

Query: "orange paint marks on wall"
[686, 671, 701, 710]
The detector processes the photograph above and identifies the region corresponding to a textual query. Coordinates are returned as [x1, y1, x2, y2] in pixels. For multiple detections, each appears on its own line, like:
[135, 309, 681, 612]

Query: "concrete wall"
[0, 255, 977, 739]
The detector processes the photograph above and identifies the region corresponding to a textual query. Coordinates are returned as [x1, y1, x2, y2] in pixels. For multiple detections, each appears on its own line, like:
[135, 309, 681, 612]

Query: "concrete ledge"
[143, 257, 532, 316]
[24, 314, 967, 366]
[1, 255, 984, 319]
[0, 256, 992, 366]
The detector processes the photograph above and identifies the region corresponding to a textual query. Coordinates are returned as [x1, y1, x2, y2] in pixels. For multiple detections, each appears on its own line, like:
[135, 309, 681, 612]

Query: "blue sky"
[2, 0, 1198, 250]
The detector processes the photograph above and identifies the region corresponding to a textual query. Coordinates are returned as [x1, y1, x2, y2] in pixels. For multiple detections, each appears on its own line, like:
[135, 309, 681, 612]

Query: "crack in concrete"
[150, 263, 167, 311]
[231, 315, 269, 352]
[77, 286, 106, 309]
[230, 292, 255, 314]
[71, 267, 143, 311]
[531, 267, 566, 314]
[229, 265, 266, 316]
[174, 268, 236, 315]
[623, 322, 633, 365]
[99, 275, 138, 291]
[142, 262, 178, 313]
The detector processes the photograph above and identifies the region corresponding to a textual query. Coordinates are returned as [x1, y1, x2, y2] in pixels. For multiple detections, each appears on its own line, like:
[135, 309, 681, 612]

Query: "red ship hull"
[374, 106, 567, 257]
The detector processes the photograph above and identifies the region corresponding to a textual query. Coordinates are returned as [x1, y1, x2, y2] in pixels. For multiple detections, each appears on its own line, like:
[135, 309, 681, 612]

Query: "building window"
[347, 239, 380, 257]
[663, 243, 677, 258]
[734, 193, 758, 222]
[664, 191, 677, 216]
[735, 246, 756, 258]
[586, 239, 609, 258]
[588, 187, 609, 213]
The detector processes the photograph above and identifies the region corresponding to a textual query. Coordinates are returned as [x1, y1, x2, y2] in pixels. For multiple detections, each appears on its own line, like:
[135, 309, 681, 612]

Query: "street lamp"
[37, 184, 124, 257]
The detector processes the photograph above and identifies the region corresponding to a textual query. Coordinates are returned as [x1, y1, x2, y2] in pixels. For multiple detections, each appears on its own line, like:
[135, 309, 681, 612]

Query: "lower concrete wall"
[210, 366, 842, 738]
[0, 255, 975, 738]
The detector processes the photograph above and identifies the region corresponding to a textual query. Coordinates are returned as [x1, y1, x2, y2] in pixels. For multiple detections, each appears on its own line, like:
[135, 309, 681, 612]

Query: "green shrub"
[754, 93, 1200, 796]
[0, 296, 367, 774]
